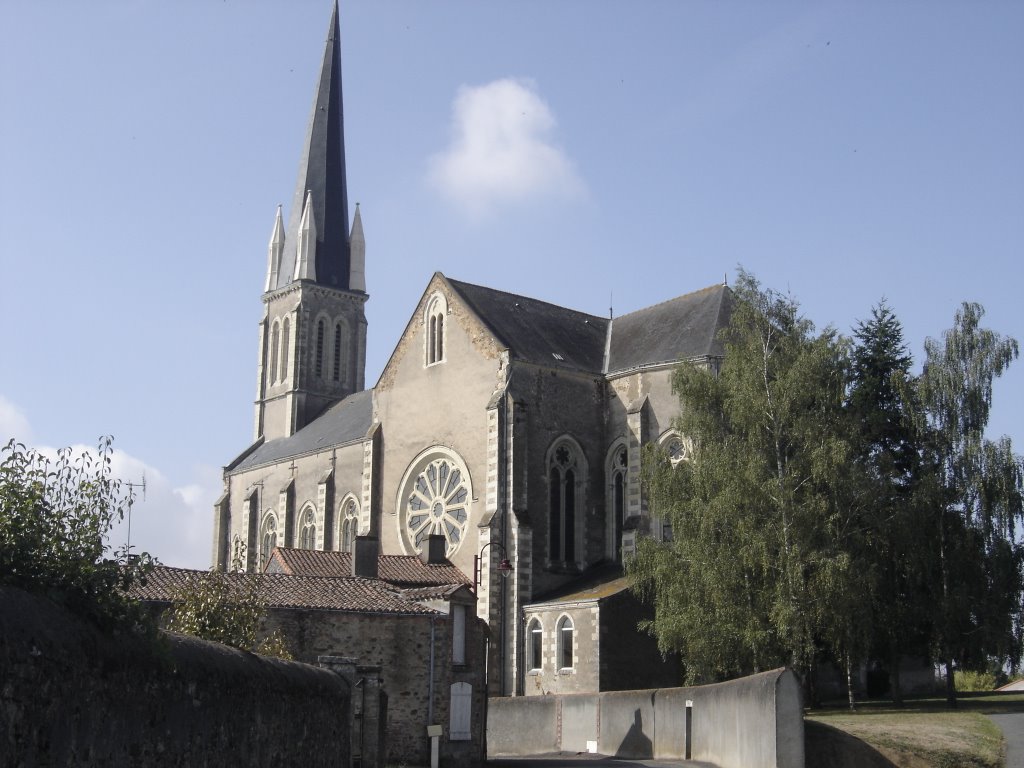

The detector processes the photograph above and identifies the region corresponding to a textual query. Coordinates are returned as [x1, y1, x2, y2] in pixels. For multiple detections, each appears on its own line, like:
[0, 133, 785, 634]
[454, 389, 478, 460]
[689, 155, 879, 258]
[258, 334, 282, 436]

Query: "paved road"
[989, 713, 1024, 768]
[489, 755, 714, 768]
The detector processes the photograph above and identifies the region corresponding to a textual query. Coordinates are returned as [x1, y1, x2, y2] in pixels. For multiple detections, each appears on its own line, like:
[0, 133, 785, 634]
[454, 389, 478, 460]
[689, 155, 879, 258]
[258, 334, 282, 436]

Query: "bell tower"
[254, 2, 367, 441]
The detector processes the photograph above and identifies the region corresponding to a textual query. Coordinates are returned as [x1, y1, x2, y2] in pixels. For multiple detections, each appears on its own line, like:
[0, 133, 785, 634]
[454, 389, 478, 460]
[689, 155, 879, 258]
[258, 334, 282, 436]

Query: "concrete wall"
[487, 668, 804, 768]
[1, 587, 350, 768]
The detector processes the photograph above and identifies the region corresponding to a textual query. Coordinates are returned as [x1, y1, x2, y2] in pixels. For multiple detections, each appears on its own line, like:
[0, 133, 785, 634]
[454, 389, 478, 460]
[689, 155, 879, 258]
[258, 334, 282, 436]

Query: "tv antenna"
[124, 473, 147, 556]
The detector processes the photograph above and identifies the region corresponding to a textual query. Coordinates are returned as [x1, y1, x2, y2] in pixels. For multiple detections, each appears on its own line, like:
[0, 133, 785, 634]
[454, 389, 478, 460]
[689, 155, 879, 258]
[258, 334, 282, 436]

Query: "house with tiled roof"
[132, 557, 485, 767]
[211, 2, 719, 707]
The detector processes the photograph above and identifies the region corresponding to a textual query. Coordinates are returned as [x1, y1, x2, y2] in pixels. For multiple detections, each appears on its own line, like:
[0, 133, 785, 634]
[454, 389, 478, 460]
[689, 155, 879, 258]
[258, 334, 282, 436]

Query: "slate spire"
[278, 0, 351, 291]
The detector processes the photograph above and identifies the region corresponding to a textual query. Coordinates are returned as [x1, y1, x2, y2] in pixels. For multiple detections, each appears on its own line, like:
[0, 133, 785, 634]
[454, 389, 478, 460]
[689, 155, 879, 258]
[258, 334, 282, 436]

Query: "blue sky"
[2, 1, 1022, 568]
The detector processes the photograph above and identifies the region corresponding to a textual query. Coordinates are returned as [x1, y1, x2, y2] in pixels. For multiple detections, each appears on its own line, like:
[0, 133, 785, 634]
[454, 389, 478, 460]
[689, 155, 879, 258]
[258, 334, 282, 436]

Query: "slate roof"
[526, 562, 631, 607]
[275, 2, 352, 292]
[606, 283, 732, 374]
[131, 566, 441, 616]
[447, 278, 609, 374]
[266, 547, 470, 588]
[230, 389, 372, 473]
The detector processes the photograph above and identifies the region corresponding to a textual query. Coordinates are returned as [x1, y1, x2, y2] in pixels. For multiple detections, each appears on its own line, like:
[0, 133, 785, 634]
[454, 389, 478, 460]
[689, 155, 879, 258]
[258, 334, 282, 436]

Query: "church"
[211, 3, 731, 697]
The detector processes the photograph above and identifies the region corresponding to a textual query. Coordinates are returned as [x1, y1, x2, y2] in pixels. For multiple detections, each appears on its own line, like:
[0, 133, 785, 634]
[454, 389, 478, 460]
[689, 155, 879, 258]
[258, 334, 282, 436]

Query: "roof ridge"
[614, 282, 728, 322]
[447, 277, 608, 324]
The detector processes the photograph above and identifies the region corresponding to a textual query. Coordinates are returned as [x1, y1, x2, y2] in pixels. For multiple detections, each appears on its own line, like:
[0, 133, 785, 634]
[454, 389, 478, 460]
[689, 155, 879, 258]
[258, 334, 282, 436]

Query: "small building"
[521, 564, 680, 696]
[133, 556, 485, 767]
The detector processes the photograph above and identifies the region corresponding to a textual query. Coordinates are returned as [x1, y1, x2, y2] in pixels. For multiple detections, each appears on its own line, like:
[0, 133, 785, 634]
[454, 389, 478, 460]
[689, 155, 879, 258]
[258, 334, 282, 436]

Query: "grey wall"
[487, 668, 804, 768]
[1, 587, 350, 768]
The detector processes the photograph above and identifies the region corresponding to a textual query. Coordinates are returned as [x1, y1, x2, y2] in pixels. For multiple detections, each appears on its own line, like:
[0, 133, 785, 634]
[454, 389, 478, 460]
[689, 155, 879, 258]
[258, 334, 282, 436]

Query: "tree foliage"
[631, 270, 855, 683]
[0, 437, 155, 630]
[918, 302, 1024, 705]
[630, 275, 1024, 707]
[165, 544, 292, 659]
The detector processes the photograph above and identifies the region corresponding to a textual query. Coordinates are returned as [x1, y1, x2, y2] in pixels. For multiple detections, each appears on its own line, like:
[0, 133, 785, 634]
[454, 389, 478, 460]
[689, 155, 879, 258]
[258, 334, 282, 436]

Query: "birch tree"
[918, 302, 1023, 706]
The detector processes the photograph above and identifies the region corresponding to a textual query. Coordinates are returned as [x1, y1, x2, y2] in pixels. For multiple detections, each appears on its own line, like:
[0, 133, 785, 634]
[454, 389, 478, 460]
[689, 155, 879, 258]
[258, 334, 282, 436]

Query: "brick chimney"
[352, 535, 379, 578]
[420, 534, 447, 565]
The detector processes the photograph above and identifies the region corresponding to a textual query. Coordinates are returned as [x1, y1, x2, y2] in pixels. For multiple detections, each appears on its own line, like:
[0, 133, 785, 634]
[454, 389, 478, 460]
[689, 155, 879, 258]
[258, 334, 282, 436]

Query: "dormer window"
[425, 293, 447, 366]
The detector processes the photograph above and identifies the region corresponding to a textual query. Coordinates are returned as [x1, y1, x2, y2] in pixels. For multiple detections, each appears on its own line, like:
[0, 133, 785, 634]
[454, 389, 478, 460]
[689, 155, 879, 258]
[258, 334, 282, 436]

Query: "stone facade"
[212, 4, 732, 702]
[132, 565, 486, 768]
[265, 603, 486, 767]
[522, 572, 680, 696]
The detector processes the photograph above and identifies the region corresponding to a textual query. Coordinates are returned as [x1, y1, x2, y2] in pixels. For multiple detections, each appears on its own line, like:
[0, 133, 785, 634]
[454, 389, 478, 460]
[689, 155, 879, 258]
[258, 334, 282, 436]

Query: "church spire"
[349, 203, 365, 293]
[264, 205, 285, 292]
[277, 0, 351, 291]
[294, 191, 318, 281]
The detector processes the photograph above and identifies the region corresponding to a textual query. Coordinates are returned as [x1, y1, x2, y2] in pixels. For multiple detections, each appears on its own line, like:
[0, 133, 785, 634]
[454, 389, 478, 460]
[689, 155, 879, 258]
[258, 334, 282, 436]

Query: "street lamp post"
[474, 541, 513, 696]
[473, 541, 513, 592]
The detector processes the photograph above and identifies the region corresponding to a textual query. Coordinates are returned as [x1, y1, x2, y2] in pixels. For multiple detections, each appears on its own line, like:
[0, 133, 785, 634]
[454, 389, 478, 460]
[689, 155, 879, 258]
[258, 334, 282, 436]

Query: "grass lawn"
[806, 690, 1024, 768]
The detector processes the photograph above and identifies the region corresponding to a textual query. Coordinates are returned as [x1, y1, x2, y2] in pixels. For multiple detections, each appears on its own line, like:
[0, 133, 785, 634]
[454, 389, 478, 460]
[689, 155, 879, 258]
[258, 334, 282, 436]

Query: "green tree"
[847, 302, 930, 705]
[630, 270, 859, 688]
[0, 437, 154, 630]
[918, 302, 1023, 707]
[165, 543, 292, 659]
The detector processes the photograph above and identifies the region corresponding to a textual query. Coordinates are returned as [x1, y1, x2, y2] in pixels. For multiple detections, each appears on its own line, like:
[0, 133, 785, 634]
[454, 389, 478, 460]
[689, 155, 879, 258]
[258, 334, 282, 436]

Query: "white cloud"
[3, 400, 219, 571]
[0, 395, 33, 444]
[428, 78, 585, 216]
[105, 450, 219, 571]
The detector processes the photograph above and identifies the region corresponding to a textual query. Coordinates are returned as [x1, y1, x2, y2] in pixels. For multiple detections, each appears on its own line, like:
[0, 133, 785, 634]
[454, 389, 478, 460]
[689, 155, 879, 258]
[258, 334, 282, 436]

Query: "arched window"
[260, 511, 278, 565]
[607, 444, 628, 562]
[656, 431, 688, 542]
[333, 321, 345, 383]
[315, 319, 325, 378]
[281, 317, 291, 382]
[548, 438, 585, 567]
[527, 618, 543, 671]
[298, 505, 316, 549]
[398, 447, 472, 557]
[269, 321, 280, 383]
[557, 616, 574, 670]
[425, 293, 447, 366]
[339, 498, 358, 553]
[659, 430, 689, 467]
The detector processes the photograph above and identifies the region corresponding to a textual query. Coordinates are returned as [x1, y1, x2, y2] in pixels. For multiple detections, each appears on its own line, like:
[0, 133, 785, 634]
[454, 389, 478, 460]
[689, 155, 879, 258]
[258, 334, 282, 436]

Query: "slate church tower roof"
[272, 1, 355, 292]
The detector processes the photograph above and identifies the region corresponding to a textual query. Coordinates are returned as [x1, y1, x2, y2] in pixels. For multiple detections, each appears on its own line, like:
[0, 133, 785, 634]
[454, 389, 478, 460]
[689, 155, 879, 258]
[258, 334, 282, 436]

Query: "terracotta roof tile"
[267, 547, 469, 587]
[130, 566, 442, 616]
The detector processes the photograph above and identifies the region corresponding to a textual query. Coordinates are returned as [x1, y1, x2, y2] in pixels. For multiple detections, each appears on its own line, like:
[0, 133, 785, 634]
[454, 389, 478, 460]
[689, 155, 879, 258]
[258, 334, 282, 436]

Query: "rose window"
[664, 436, 690, 466]
[405, 457, 469, 556]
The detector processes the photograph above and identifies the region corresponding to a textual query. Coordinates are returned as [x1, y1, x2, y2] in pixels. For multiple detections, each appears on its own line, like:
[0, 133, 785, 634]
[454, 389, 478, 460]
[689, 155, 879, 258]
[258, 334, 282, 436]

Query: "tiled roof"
[229, 389, 372, 473]
[130, 566, 442, 616]
[607, 283, 733, 373]
[400, 584, 468, 601]
[447, 278, 610, 374]
[267, 547, 470, 588]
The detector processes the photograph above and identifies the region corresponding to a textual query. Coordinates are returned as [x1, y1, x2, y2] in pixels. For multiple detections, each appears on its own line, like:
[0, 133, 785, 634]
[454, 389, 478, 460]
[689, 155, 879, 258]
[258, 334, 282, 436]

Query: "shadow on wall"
[615, 708, 653, 758]
[804, 721, 900, 768]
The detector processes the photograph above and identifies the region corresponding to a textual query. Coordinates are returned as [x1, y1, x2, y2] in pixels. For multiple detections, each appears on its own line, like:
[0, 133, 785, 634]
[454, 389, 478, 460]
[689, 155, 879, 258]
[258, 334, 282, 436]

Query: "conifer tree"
[847, 302, 927, 705]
